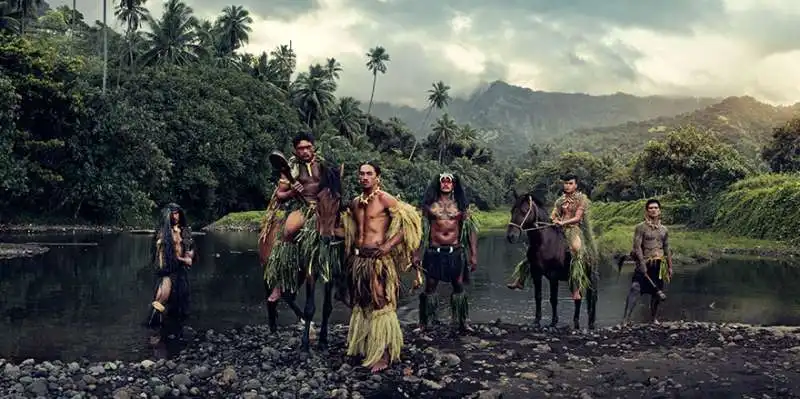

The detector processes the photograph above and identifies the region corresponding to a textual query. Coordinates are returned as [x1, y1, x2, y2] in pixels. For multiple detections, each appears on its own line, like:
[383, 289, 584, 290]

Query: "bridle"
[507, 195, 555, 232]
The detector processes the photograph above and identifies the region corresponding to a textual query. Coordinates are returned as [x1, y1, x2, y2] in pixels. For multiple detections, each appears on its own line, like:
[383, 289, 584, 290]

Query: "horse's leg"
[282, 290, 304, 320]
[587, 267, 598, 330]
[318, 282, 333, 348]
[572, 297, 582, 330]
[300, 275, 316, 352]
[548, 277, 559, 327]
[265, 279, 279, 333]
[531, 268, 543, 328]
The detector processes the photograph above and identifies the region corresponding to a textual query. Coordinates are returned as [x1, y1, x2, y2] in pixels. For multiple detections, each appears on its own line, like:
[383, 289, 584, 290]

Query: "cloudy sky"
[54, 0, 800, 108]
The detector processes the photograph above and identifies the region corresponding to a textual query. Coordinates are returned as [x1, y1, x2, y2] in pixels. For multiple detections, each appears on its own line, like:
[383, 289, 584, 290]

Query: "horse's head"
[506, 193, 542, 243]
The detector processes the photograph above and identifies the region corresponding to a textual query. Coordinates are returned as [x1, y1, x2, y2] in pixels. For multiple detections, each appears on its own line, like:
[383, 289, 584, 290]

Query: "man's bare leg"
[268, 287, 281, 302]
[506, 279, 524, 290]
[155, 277, 172, 304]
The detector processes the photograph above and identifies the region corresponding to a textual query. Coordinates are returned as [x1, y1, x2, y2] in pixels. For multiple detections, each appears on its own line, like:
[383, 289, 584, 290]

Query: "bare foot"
[460, 323, 475, 333]
[369, 351, 390, 373]
[413, 325, 426, 333]
[506, 281, 524, 290]
[571, 290, 582, 300]
[268, 287, 281, 302]
[652, 319, 660, 325]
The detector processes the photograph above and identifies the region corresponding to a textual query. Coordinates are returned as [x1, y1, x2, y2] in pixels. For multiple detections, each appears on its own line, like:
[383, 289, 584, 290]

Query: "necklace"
[357, 189, 381, 206]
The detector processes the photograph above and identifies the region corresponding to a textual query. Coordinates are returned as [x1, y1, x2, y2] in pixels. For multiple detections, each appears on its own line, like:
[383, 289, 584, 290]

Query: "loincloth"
[633, 258, 668, 295]
[422, 245, 468, 284]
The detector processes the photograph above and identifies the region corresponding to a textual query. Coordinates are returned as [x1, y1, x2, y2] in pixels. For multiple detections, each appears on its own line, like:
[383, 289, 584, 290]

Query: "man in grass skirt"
[413, 173, 479, 332]
[622, 198, 672, 325]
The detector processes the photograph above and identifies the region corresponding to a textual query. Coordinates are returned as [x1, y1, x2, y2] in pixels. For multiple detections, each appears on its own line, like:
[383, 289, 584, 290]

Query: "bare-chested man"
[414, 173, 478, 333]
[623, 199, 672, 325]
[340, 162, 422, 373]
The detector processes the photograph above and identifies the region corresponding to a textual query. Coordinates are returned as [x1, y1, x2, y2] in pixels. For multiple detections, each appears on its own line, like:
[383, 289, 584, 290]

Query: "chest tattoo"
[430, 200, 460, 220]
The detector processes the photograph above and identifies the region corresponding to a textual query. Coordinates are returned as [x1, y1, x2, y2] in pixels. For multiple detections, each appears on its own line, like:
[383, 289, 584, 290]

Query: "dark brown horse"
[506, 192, 598, 329]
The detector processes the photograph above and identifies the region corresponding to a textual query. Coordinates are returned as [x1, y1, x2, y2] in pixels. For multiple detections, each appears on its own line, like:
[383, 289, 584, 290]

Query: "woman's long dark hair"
[420, 173, 468, 217]
[158, 203, 187, 271]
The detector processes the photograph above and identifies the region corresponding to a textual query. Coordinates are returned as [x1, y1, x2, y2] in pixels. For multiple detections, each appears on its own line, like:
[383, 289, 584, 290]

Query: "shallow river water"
[1, 231, 799, 362]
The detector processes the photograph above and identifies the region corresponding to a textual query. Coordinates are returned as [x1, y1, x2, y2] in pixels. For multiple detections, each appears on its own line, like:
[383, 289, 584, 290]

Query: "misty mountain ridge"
[367, 80, 721, 157]
[551, 95, 800, 161]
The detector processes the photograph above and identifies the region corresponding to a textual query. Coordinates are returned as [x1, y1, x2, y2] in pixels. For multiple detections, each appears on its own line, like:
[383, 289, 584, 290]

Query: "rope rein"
[507, 196, 556, 232]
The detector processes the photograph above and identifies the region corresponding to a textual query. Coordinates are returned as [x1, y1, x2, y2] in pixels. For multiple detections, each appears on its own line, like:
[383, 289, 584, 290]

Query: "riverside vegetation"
[3, 1, 800, 398]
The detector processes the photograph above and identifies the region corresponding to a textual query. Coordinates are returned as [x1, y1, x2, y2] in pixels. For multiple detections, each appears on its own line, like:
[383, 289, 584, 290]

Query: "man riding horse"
[258, 131, 345, 350]
[505, 174, 599, 329]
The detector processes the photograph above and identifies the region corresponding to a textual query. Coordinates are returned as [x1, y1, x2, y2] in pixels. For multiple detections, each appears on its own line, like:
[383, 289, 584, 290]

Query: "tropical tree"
[270, 44, 296, 90]
[140, 0, 200, 66]
[409, 80, 451, 160]
[324, 57, 341, 81]
[432, 113, 458, 164]
[364, 45, 389, 116]
[114, 0, 149, 73]
[214, 5, 252, 55]
[330, 96, 364, 141]
[290, 64, 337, 128]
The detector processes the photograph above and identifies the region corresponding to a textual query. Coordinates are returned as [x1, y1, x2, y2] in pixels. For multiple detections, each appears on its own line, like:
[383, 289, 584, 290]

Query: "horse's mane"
[318, 161, 342, 197]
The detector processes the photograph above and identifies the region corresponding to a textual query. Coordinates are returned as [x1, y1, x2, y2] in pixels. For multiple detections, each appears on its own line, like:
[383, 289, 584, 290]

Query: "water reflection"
[0, 232, 799, 362]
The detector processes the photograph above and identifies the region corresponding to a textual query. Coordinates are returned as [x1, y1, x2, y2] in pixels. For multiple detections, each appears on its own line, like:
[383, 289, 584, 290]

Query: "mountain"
[368, 80, 719, 157]
[552, 96, 800, 160]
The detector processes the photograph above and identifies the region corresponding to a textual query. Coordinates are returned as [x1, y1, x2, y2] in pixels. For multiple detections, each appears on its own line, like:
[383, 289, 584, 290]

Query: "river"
[1, 231, 799, 363]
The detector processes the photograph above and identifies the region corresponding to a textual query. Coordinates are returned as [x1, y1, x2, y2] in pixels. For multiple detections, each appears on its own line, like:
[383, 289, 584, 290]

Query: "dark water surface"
[1, 231, 799, 362]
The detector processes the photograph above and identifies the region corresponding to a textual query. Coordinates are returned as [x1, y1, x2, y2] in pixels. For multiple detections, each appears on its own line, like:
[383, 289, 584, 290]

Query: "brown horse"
[506, 192, 597, 329]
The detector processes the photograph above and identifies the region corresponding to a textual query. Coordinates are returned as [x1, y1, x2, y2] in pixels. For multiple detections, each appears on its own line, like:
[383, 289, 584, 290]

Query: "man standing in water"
[507, 174, 598, 299]
[341, 162, 422, 373]
[414, 173, 478, 333]
[622, 199, 672, 325]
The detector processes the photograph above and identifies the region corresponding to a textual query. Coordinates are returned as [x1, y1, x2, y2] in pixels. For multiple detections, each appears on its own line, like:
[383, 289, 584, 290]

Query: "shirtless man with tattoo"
[414, 173, 478, 332]
[622, 199, 673, 325]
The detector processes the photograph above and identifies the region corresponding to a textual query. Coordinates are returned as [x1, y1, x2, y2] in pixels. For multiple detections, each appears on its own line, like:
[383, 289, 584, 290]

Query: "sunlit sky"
[56, 0, 800, 108]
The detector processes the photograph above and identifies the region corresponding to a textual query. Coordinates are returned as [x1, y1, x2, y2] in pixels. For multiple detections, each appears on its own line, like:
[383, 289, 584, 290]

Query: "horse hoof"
[588, 323, 596, 330]
[549, 321, 558, 328]
[532, 320, 541, 329]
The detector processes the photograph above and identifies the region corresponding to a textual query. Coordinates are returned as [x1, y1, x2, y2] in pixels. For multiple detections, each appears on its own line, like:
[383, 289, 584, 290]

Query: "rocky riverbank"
[2, 321, 799, 398]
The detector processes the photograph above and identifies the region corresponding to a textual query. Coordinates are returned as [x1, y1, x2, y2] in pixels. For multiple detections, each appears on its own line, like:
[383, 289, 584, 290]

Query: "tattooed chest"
[430, 201, 461, 220]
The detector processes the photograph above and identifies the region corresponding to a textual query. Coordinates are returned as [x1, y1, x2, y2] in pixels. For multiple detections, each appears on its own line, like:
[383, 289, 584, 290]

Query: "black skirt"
[423, 246, 469, 284]
[633, 259, 665, 296]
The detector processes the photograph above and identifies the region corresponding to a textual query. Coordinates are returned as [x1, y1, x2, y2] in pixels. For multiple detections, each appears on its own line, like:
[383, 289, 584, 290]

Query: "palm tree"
[330, 97, 365, 141]
[141, 0, 201, 66]
[432, 113, 458, 164]
[214, 5, 252, 55]
[324, 57, 341, 81]
[114, 0, 149, 73]
[365, 46, 389, 116]
[409, 80, 451, 160]
[271, 44, 296, 90]
[0, 1, 20, 34]
[290, 64, 336, 129]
